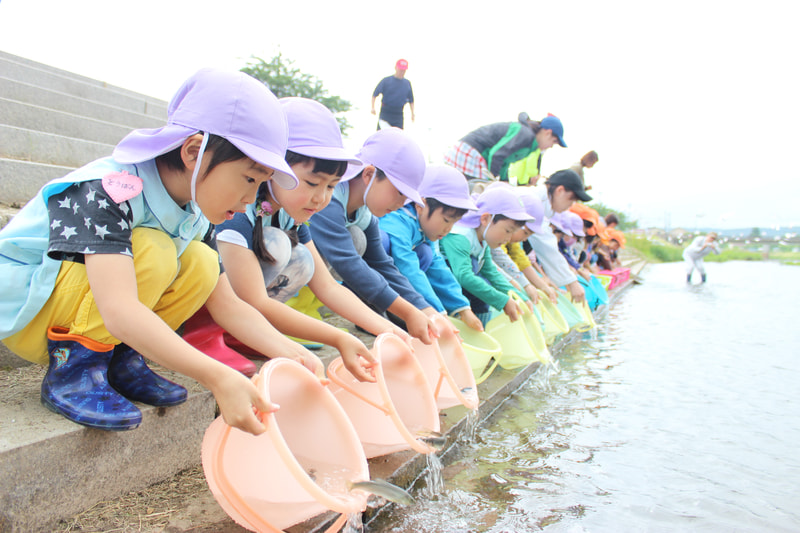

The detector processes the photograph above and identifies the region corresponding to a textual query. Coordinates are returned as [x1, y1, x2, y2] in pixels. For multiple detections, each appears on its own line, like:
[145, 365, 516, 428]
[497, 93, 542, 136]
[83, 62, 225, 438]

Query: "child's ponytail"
[252, 183, 299, 265]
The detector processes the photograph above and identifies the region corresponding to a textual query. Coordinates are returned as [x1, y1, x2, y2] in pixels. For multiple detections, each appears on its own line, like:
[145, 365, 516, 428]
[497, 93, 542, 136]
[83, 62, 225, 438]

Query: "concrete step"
[0, 51, 168, 106]
[1, 96, 134, 146]
[0, 124, 114, 168]
[0, 342, 31, 370]
[0, 363, 217, 533]
[0, 77, 166, 129]
[0, 158, 75, 205]
[0, 54, 168, 117]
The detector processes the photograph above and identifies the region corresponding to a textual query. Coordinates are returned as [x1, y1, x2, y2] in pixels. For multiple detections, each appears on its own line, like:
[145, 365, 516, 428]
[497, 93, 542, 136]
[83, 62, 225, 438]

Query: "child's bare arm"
[85, 253, 272, 435]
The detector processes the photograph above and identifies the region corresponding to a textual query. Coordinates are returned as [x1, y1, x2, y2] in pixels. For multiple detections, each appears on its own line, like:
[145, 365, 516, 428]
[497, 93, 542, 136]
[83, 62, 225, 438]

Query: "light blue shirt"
[0, 157, 209, 339]
[379, 204, 470, 314]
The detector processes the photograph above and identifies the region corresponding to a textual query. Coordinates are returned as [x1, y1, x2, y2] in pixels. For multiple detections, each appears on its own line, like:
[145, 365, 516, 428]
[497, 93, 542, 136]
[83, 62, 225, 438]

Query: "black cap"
[547, 169, 593, 202]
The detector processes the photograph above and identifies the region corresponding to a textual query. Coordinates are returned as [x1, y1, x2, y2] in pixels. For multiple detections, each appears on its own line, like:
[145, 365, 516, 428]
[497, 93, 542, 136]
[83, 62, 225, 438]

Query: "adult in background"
[371, 59, 415, 129]
[444, 112, 566, 189]
[683, 233, 720, 283]
[569, 150, 599, 190]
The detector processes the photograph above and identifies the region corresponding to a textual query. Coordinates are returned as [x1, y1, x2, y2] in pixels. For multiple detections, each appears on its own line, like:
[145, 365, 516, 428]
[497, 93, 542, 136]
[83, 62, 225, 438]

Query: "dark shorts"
[379, 109, 404, 129]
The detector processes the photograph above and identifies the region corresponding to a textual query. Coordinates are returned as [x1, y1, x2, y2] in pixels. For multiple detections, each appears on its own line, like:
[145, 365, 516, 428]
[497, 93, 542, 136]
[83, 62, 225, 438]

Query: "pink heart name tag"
[102, 171, 143, 204]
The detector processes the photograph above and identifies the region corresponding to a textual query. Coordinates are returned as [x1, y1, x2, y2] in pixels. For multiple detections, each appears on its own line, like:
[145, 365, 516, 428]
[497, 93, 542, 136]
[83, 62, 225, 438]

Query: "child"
[550, 212, 591, 281]
[0, 69, 321, 434]
[683, 233, 719, 283]
[526, 169, 593, 303]
[491, 189, 559, 304]
[216, 97, 412, 382]
[379, 165, 483, 331]
[309, 128, 436, 343]
[444, 112, 566, 187]
[439, 184, 534, 326]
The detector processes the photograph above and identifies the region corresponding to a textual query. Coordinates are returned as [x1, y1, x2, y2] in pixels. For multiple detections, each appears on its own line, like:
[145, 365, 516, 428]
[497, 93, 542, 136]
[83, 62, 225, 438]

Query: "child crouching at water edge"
[379, 165, 484, 332]
[438, 184, 535, 326]
[216, 98, 414, 382]
[526, 169, 593, 303]
[308, 128, 437, 344]
[491, 189, 560, 304]
[0, 69, 320, 435]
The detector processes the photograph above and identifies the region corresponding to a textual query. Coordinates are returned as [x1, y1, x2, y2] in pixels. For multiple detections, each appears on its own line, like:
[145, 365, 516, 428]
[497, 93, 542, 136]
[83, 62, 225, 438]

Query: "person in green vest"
[444, 112, 566, 188]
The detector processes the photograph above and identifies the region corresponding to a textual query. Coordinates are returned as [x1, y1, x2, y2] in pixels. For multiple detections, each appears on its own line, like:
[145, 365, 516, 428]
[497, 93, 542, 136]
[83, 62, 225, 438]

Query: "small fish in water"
[418, 435, 447, 450]
[415, 428, 443, 438]
[347, 479, 415, 506]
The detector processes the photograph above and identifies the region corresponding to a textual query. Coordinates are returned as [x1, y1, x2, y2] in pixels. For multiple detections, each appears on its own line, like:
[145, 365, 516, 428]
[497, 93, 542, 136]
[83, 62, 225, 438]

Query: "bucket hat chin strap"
[482, 214, 494, 242]
[190, 132, 210, 203]
[362, 173, 376, 206]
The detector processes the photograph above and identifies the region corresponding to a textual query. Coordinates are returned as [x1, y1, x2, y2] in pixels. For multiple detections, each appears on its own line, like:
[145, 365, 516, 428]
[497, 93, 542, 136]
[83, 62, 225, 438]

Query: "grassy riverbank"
[624, 235, 800, 264]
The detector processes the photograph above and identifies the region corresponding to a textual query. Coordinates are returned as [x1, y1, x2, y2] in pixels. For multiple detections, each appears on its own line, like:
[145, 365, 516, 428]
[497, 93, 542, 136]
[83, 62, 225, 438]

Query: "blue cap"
[540, 114, 566, 147]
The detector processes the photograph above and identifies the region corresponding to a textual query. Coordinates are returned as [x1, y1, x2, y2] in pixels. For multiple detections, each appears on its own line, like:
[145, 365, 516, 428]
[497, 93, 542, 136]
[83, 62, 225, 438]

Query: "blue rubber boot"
[42, 327, 142, 431]
[108, 345, 187, 407]
[701, 273, 707, 283]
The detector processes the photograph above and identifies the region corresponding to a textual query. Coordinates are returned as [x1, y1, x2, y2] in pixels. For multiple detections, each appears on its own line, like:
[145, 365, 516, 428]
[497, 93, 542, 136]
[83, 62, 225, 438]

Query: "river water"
[370, 261, 800, 532]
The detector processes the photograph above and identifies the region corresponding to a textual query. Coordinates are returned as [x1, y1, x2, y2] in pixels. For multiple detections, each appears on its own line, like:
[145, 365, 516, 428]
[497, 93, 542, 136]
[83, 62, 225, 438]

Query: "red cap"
[395, 59, 408, 70]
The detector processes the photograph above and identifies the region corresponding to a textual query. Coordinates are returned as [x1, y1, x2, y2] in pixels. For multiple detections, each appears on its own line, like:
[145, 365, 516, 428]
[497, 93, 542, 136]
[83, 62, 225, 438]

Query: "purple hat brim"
[526, 220, 544, 233]
[114, 124, 299, 190]
[387, 174, 423, 205]
[288, 144, 363, 167]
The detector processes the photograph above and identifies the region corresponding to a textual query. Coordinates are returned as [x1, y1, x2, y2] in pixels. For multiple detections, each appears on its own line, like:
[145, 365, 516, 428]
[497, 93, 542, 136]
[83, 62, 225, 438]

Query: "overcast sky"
[1, 0, 798, 229]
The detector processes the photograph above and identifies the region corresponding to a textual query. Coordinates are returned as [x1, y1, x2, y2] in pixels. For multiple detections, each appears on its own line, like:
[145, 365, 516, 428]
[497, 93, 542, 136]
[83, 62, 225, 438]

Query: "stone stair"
[0, 50, 167, 205]
[0, 51, 203, 533]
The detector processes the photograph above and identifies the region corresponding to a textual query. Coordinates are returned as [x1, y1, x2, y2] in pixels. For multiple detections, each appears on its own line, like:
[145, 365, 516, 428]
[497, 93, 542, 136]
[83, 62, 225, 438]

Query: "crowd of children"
[0, 68, 628, 436]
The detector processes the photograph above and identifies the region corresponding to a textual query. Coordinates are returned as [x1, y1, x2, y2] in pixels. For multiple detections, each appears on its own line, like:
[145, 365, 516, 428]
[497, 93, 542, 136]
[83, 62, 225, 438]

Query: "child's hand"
[460, 309, 484, 332]
[567, 281, 586, 304]
[545, 286, 559, 304]
[209, 368, 277, 436]
[524, 285, 541, 304]
[336, 333, 376, 383]
[406, 309, 438, 345]
[503, 298, 522, 322]
[277, 339, 327, 382]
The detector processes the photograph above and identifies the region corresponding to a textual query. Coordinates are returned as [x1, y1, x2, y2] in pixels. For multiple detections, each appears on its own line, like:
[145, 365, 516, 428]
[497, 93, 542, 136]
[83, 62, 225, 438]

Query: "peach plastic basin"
[412, 314, 479, 410]
[326, 333, 440, 458]
[202, 359, 369, 532]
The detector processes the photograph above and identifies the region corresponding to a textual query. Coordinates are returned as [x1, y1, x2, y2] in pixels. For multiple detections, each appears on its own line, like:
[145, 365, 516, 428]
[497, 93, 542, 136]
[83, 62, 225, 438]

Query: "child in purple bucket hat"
[491, 189, 560, 305]
[309, 127, 437, 345]
[216, 97, 415, 382]
[0, 68, 323, 434]
[439, 183, 534, 326]
[379, 165, 484, 332]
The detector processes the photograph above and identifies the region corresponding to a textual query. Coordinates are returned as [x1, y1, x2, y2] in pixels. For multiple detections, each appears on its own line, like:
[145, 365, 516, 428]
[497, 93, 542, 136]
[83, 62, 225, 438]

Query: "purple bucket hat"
[341, 128, 426, 204]
[113, 68, 297, 190]
[549, 212, 572, 236]
[519, 190, 545, 234]
[563, 211, 586, 237]
[280, 97, 362, 175]
[418, 165, 477, 211]
[459, 182, 531, 227]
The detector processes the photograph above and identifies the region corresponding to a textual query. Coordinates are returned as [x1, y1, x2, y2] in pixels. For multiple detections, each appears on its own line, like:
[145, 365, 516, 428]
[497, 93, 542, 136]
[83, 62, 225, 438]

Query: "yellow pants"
[3, 228, 218, 364]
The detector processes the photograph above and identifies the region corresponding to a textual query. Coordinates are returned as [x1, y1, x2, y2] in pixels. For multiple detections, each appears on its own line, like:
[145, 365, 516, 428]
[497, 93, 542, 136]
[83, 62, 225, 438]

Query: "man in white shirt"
[683, 233, 720, 283]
